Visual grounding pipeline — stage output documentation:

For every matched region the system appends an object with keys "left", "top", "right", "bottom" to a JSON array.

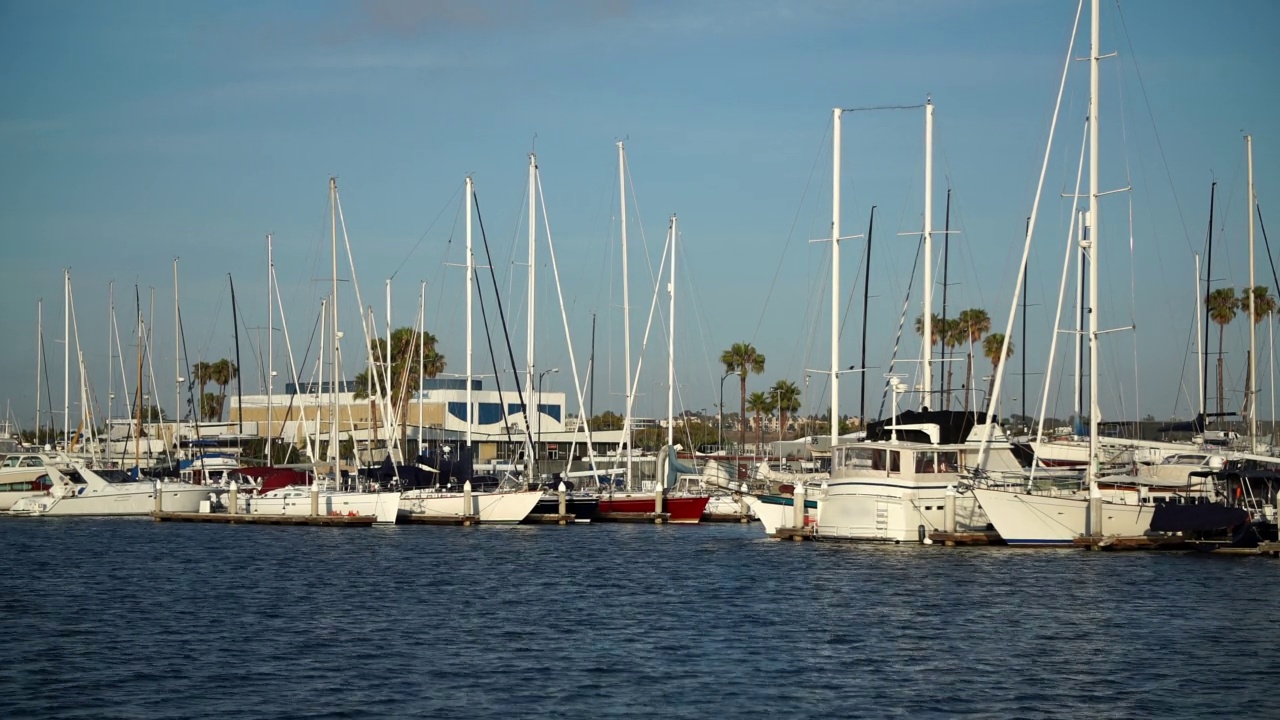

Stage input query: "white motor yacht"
[{"left": 9, "top": 465, "right": 208, "bottom": 516}]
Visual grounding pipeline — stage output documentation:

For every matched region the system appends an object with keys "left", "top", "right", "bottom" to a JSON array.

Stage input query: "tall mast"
[
  {"left": 618, "top": 142, "right": 633, "bottom": 483},
  {"left": 35, "top": 299, "right": 42, "bottom": 446},
  {"left": 831, "top": 107, "right": 842, "bottom": 448},
  {"left": 1247, "top": 134, "right": 1257, "bottom": 452},
  {"left": 666, "top": 215, "right": 677, "bottom": 480},
  {"left": 1086, "top": 0, "right": 1101, "bottom": 483},
  {"left": 107, "top": 283, "right": 114, "bottom": 438},
  {"left": 1074, "top": 212, "right": 1085, "bottom": 421},
  {"left": 329, "top": 177, "right": 340, "bottom": 472},
  {"left": 1203, "top": 182, "right": 1216, "bottom": 420},
  {"left": 418, "top": 280, "right": 425, "bottom": 440},
  {"left": 173, "top": 260, "right": 180, "bottom": 430},
  {"left": 589, "top": 312, "right": 596, "bottom": 419},
  {"left": 526, "top": 153, "right": 538, "bottom": 470},
  {"left": 466, "top": 175, "right": 474, "bottom": 451},
  {"left": 63, "top": 269, "right": 69, "bottom": 448},
  {"left": 922, "top": 97, "right": 934, "bottom": 407},
  {"left": 1195, "top": 254, "right": 1203, "bottom": 419},
  {"left": 266, "top": 236, "right": 274, "bottom": 466},
  {"left": 860, "top": 207, "right": 875, "bottom": 429}
]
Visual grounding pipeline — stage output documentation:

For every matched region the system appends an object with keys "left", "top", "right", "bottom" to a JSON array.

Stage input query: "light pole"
[
  {"left": 719, "top": 370, "right": 734, "bottom": 452},
  {"left": 536, "top": 368, "right": 559, "bottom": 469}
]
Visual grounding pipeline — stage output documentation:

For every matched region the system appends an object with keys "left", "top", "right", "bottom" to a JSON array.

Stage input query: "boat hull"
[
  {"left": 597, "top": 494, "right": 709, "bottom": 523},
  {"left": 971, "top": 487, "right": 1156, "bottom": 546},
  {"left": 814, "top": 481, "right": 988, "bottom": 543},
  {"left": 525, "top": 494, "right": 600, "bottom": 522},
  {"left": 744, "top": 495, "right": 817, "bottom": 534},
  {"left": 399, "top": 489, "right": 542, "bottom": 524},
  {"left": 249, "top": 489, "right": 403, "bottom": 524},
  {"left": 9, "top": 483, "right": 209, "bottom": 516}
]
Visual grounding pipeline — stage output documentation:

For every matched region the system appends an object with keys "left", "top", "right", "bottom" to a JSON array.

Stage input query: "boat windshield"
[
  {"left": 1, "top": 455, "right": 20, "bottom": 468},
  {"left": 98, "top": 469, "right": 136, "bottom": 484}
]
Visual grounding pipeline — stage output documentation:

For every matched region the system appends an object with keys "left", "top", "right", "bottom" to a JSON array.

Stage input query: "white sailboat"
[
  {"left": 970, "top": 0, "right": 1214, "bottom": 545},
  {"left": 253, "top": 177, "right": 402, "bottom": 524},
  {"left": 396, "top": 174, "right": 540, "bottom": 524}
]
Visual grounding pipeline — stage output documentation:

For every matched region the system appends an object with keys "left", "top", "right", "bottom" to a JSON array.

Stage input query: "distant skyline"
[{"left": 2, "top": 0, "right": 1278, "bottom": 434}]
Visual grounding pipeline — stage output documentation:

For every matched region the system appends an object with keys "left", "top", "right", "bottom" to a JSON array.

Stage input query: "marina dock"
[
  {"left": 399, "top": 514, "right": 482, "bottom": 526},
  {"left": 152, "top": 511, "right": 377, "bottom": 526}
]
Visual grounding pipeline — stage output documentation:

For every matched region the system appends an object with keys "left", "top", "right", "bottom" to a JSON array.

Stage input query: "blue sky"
[{"left": 2, "top": 0, "right": 1278, "bottom": 431}]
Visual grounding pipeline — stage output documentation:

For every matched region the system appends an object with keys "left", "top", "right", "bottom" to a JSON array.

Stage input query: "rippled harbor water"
[{"left": 2, "top": 519, "right": 1276, "bottom": 718}]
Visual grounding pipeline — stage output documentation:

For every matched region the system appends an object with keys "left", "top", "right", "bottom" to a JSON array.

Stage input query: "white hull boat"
[
  {"left": 9, "top": 466, "right": 208, "bottom": 516},
  {"left": 971, "top": 485, "right": 1159, "bottom": 546},
  {"left": 247, "top": 486, "right": 402, "bottom": 525},
  {"left": 399, "top": 489, "right": 542, "bottom": 524}
]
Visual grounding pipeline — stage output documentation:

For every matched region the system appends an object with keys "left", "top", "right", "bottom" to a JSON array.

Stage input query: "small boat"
[{"left": 0, "top": 452, "right": 64, "bottom": 510}]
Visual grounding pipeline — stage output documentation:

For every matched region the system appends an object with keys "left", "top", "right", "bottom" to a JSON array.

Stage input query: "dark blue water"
[{"left": 2, "top": 519, "right": 1276, "bottom": 719}]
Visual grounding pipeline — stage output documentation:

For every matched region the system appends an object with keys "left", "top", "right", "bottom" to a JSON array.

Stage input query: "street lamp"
[
  {"left": 536, "top": 368, "right": 559, "bottom": 468},
  {"left": 719, "top": 370, "right": 735, "bottom": 452}
]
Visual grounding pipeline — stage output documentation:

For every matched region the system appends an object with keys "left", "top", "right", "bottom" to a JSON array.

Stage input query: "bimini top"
[{"left": 864, "top": 410, "right": 990, "bottom": 446}]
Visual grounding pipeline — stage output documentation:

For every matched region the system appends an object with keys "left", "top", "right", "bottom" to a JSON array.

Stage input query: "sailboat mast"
[
  {"left": 35, "top": 299, "right": 42, "bottom": 446},
  {"left": 107, "top": 284, "right": 114, "bottom": 442},
  {"left": 1247, "top": 134, "right": 1257, "bottom": 452},
  {"left": 63, "top": 269, "right": 69, "bottom": 448},
  {"left": 1074, "top": 212, "right": 1085, "bottom": 421},
  {"left": 466, "top": 175, "right": 474, "bottom": 451},
  {"left": 830, "top": 107, "right": 842, "bottom": 449},
  {"left": 526, "top": 153, "right": 538, "bottom": 471},
  {"left": 589, "top": 312, "right": 596, "bottom": 419},
  {"left": 1086, "top": 0, "right": 1101, "bottom": 484},
  {"left": 266, "top": 235, "right": 274, "bottom": 466},
  {"left": 923, "top": 97, "right": 934, "bottom": 407},
  {"left": 418, "top": 280, "right": 425, "bottom": 441},
  {"left": 330, "top": 177, "right": 340, "bottom": 471},
  {"left": 1203, "top": 182, "right": 1216, "bottom": 420},
  {"left": 173, "top": 260, "right": 180, "bottom": 433},
  {"left": 618, "top": 142, "right": 634, "bottom": 484},
  {"left": 860, "top": 207, "right": 875, "bottom": 429},
  {"left": 1195, "top": 254, "right": 1203, "bottom": 418},
  {"left": 666, "top": 216, "right": 677, "bottom": 477}
]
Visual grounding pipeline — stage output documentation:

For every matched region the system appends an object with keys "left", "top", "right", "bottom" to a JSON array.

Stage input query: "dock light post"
[{"left": 719, "top": 370, "right": 734, "bottom": 451}]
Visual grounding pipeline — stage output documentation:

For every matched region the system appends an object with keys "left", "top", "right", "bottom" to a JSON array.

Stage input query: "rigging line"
[
  {"left": 472, "top": 188, "right": 537, "bottom": 460},
  {"left": 750, "top": 116, "right": 831, "bottom": 344},
  {"left": 877, "top": 236, "right": 924, "bottom": 420},
  {"left": 1113, "top": 0, "right": 1195, "bottom": 256},
  {"left": 392, "top": 182, "right": 464, "bottom": 280},
  {"left": 269, "top": 300, "right": 322, "bottom": 450}
]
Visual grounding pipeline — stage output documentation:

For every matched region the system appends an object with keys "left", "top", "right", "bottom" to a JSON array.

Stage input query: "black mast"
[
  {"left": 860, "top": 206, "right": 876, "bottom": 428},
  {"left": 940, "top": 189, "right": 951, "bottom": 410},
  {"left": 1203, "top": 182, "right": 1215, "bottom": 421},
  {"left": 229, "top": 274, "right": 243, "bottom": 435}
]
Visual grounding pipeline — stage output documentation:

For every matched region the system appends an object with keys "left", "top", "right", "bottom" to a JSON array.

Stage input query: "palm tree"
[
  {"left": 941, "top": 318, "right": 965, "bottom": 410},
  {"left": 190, "top": 361, "right": 215, "bottom": 420},
  {"left": 982, "top": 333, "right": 1014, "bottom": 413},
  {"left": 956, "top": 308, "right": 990, "bottom": 413},
  {"left": 913, "top": 313, "right": 946, "bottom": 348},
  {"left": 1239, "top": 286, "right": 1276, "bottom": 417},
  {"left": 746, "top": 391, "right": 775, "bottom": 453},
  {"left": 1207, "top": 287, "right": 1239, "bottom": 417},
  {"left": 769, "top": 379, "right": 802, "bottom": 440},
  {"left": 356, "top": 326, "right": 446, "bottom": 453},
  {"left": 207, "top": 359, "right": 237, "bottom": 422},
  {"left": 200, "top": 392, "right": 222, "bottom": 423},
  {"left": 721, "top": 342, "right": 766, "bottom": 453}
]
